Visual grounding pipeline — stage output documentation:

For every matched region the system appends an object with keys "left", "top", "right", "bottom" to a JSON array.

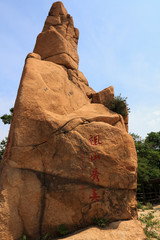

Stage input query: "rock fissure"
[
  {"left": 13, "top": 117, "right": 88, "bottom": 149},
  {"left": 12, "top": 167, "right": 136, "bottom": 192},
  {"left": 112, "top": 115, "right": 122, "bottom": 126},
  {"left": 17, "top": 196, "right": 25, "bottom": 237},
  {"left": 13, "top": 114, "right": 122, "bottom": 150},
  {"left": 39, "top": 173, "right": 47, "bottom": 238},
  {"left": 43, "top": 51, "right": 78, "bottom": 64}
]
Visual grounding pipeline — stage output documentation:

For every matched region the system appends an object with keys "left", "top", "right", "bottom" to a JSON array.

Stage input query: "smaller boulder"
[
  {"left": 91, "top": 86, "right": 114, "bottom": 107},
  {"left": 57, "top": 220, "right": 147, "bottom": 240},
  {"left": 91, "top": 86, "right": 129, "bottom": 131}
]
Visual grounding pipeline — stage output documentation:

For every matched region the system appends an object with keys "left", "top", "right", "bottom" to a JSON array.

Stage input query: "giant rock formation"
[{"left": 0, "top": 2, "right": 142, "bottom": 240}]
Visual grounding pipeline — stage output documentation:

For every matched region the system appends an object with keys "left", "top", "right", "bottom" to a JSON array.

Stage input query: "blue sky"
[{"left": 0, "top": 0, "right": 160, "bottom": 141}]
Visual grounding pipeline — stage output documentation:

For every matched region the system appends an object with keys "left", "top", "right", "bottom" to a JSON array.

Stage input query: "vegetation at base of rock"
[
  {"left": 0, "top": 107, "right": 13, "bottom": 124},
  {"left": 144, "top": 202, "right": 153, "bottom": 210},
  {"left": 92, "top": 217, "right": 109, "bottom": 228},
  {"left": 137, "top": 202, "right": 153, "bottom": 211},
  {"left": 19, "top": 233, "right": 50, "bottom": 240},
  {"left": 108, "top": 94, "right": 130, "bottom": 117},
  {"left": 58, "top": 224, "right": 69, "bottom": 236},
  {"left": 20, "top": 235, "right": 27, "bottom": 240},
  {"left": 41, "top": 233, "right": 49, "bottom": 240},
  {"left": 139, "top": 211, "right": 160, "bottom": 239},
  {"left": 137, "top": 201, "right": 144, "bottom": 210},
  {"left": 131, "top": 132, "right": 160, "bottom": 194}
]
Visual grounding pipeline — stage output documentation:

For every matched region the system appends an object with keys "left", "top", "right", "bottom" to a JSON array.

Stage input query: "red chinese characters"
[
  {"left": 90, "top": 167, "right": 100, "bottom": 182},
  {"left": 90, "top": 152, "right": 100, "bottom": 162},
  {"left": 89, "top": 188, "right": 100, "bottom": 202},
  {"left": 89, "top": 135, "right": 102, "bottom": 146},
  {"left": 80, "top": 135, "right": 102, "bottom": 202},
  {"left": 89, "top": 135, "right": 102, "bottom": 202},
  {"left": 81, "top": 151, "right": 85, "bottom": 200}
]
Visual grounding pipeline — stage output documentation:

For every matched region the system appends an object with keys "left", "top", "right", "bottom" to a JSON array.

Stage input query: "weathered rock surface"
[
  {"left": 91, "top": 86, "right": 129, "bottom": 132},
  {"left": 91, "top": 86, "right": 114, "bottom": 107},
  {"left": 34, "top": 1, "right": 79, "bottom": 70},
  {"left": 57, "top": 220, "right": 147, "bottom": 240},
  {"left": 0, "top": 1, "right": 140, "bottom": 240}
]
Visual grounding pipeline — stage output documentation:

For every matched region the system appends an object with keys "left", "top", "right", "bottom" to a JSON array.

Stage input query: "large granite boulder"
[{"left": 0, "top": 2, "right": 140, "bottom": 240}]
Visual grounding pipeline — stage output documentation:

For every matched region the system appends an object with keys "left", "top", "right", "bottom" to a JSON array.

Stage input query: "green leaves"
[
  {"left": 145, "top": 131, "right": 160, "bottom": 150},
  {"left": 108, "top": 94, "right": 130, "bottom": 117},
  {"left": 139, "top": 212, "right": 160, "bottom": 239},
  {"left": 41, "top": 233, "right": 49, "bottom": 240},
  {"left": 20, "top": 235, "right": 27, "bottom": 240},
  {"left": 92, "top": 217, "right": 109, "bottom": 228},
  {"left": 131, "top": 131, "right": 160, "bottom": 193},
  {"left": 0, "top": 137, "right": 8, "bottom": 162},
  {"left": 0, "top": 108, "right": 13, "bottom": 161},
  {"left": 0, "top": 107, "right": 13, "bottom": 125},
  {"left": 58, "top": 224, "right": 69, "bottom": 236}
]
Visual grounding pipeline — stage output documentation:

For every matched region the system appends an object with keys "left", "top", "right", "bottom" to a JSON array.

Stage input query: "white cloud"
[
  {"left": 129, "top": 105, "right": 160, "bottom": 139},
  {"left": 148, "top": 117, "right": 160, "bottom": 128},
  {"left": 153, "top": 110, "right": 160, "bottom": 116}
]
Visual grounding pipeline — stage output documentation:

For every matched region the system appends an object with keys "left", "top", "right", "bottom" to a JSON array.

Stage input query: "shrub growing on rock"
[
  {"left": 58, "top": 224, "right": 69, "bottom": 236},
  {"left": 108, "top": 94, "right": 130, "bottom": 117},
  {"left": 92, "top": 217, "right": 109, "bottom": 228}
]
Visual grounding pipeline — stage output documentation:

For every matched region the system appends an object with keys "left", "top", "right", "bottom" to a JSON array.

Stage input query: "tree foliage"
[
  {"left": 131, "top": 131, "right": 160, "bottom": 192},
  {"left": 0, "top": 108, "right": 13, "bottom": 161},
  {"left": 0, "top": 138, "right": 8, "bottom": 161},
  {"left": 145, "top": 131, "right": 160, "bottom": 150},
  {"left": 0, "top": 107, "right": 13, "bottom": 125}
]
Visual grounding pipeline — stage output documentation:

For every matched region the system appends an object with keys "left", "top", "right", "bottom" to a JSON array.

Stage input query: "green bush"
[
  {"left": 139, "top": 212, "right": 160, "bottom": 239},
  {"left": 137, "top": 201, "right": 144, "bottom": 210},
  {"left": 58, "top": 224, "right": 69, "bottom": 236},
  {"left": 20, "top": 235, "right": 27, "bottom": 240},
  {"left": 92, "top": 217, "right": 109, "bottom": 228},
  {"left": 41, "top": 233, "right": 49, "bottom": 240},
  {"left": 144, "top": 202, "right": 153, "bottom": 210},
  {"left": 108, "top": 94, "right": 130, "bottom": 117}
]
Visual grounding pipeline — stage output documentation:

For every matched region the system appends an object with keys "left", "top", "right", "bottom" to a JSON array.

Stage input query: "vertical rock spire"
[{"left": 34, "top": 1, "right": 79, "bottom": 70}]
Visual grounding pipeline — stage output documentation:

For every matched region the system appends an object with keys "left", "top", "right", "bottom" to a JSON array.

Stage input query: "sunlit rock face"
[
  {"left": 0, "top": 2, "right": 137, "bottom": 239},
  {"left": 34, "top": 1, "right": 79, "bottom": 70},
  {"left": 57, "top": 220, "right": 147, "bottom": 240}
]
